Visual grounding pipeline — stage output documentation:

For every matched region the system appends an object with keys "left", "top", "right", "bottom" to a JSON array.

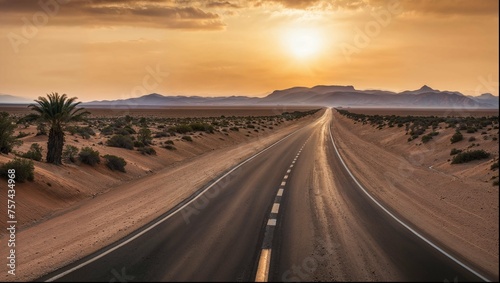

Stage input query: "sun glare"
[{"left": 283, "top": 28, "right": 323, "bottom": 59}]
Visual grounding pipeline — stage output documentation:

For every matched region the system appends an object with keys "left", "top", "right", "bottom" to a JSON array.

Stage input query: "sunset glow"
[
  {"left": 0, "top": 0, "right": 498, "bottom": 101},
  {"left": 283, "top": 27, "right": 323, "bottom": 59}
]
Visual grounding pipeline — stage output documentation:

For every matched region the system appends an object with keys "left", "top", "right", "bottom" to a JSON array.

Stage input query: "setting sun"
[{"left": 283, "top": 28, "right": 323, "bottom": 59}]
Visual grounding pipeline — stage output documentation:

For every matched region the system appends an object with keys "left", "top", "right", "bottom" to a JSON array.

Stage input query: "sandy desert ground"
[
  {"left": 0, "top": 105, "right": 316, "bottom": 118},
  {"left": 0, "top": 106, "right": 318, "bottom": 228},
  {"left": 0, "top": 106, "right": 322, "bottom": 281},
  {"left": 331, "top": 108, "right": 499, "bottom": 279},
  {"left": 342, "top": 107, "right": 498, "bottom": 117},
  {"left": 0, "top": 106, "right": 498, "bottom": 280}
]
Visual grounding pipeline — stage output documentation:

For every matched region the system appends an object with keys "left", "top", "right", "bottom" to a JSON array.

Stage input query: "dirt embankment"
[
  {"left": 0, "top": 109, "right": 324, "bottom": 282},
  {"left": 331, "top": 110, "right": 499, "bottom": 279},
  {"left": 0, "top": 107, "right": 318, "bottom": 229}
]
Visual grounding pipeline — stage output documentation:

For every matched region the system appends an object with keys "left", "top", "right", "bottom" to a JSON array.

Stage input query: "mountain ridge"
[
  {"left": 0, "top": 94, "right": 33, "bottom": 104},
  {"left": 1, "top": 86, "right": 498, "bottom": 108}
]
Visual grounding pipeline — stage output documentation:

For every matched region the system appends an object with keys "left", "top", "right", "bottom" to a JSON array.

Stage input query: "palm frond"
[{"left": 28, "top": 92, "right": 89, "bottom": 126}]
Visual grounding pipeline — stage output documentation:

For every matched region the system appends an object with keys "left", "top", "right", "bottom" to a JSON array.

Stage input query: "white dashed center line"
[
  {"left": 255, "top": 137, "right": 311, "bottom": 282},
  {"left": 271, "top": 203, "right": 280, "bottom": 214}
]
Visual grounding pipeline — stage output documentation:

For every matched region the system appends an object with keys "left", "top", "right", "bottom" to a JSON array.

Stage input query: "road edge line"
[
  {"left": 328, "top": 117, "right": 490, "bottom": 282},
  {"left": 45, "top": 125, "right": 304, "bottom": 282}
]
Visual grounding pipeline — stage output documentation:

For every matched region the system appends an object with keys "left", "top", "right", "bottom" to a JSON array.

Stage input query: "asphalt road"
[
  {"left": 272, "top": 110, "right": 490, "bottom": 282},
  {"left": 40, "top": 109, "right": 490, "bottom": 282}
]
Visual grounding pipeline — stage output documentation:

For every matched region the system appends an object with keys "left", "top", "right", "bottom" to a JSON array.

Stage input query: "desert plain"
[
  {"left": 0, "top": 106, "right": 321, "bottom": 281},
  {"left": 0, "top": 106, "right": 498, "bottom": 281}
]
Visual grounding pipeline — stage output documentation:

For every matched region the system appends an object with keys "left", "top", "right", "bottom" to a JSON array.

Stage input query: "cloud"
[
  {"left": 248, "top": 0, "right": 499, "bottom": 15},
  {"left": 265, "top": 0, "right": 322, "bottom": 9},
  {"left": 250, "top": 0, "right": 322, "bottom": 9},
  {"left": 0, "top": 0, "right": 226, "bottom": 30},
  {"left": 205, "top": 1, "right": 242, "bottom": 9},
  {"left": 0, "top": 0, "right": 495, "bottom": 32},
  {"left": 398, "top": 0, "right": 499, "bottom": 16}
]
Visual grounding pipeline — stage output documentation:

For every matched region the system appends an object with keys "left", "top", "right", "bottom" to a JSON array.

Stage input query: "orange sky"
[{"left": 0, "top": 0, "right": 498, "bottom": 101}]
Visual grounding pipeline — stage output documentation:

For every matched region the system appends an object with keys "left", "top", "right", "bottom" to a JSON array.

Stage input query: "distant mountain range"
[
  {"left": 84, "top": 93, "right": 260, "bottom": 107},
  {"left": 1, "top": 85, "right": 498, "bottom": 108},
  {"left": 260, "top": 85, "right": 498, "bottom": 108},
  {"left": 0, "top": 94, "right": 32, "bottom": 104}
]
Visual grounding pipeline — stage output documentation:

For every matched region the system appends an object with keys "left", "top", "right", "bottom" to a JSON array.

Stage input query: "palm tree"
[{"left": 29, "top": 93, "right": 89, "bottom": 165}]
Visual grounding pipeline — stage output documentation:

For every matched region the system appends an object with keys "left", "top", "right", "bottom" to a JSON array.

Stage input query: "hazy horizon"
[{"left": 0, "top": 0, "right": 498, "bottom": 101}]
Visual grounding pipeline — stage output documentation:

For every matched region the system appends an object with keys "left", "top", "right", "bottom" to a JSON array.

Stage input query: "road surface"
[{"left": 39, "top": 109, "right": 490, "bottom": 282}]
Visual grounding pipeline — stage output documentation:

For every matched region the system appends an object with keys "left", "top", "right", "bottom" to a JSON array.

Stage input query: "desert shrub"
[
  {"left": 107, "top": 134, "right": 134, "bottom": 150},
  {"left": 466, "top": 127, "right": 476, "bottom": 133},
  {"left": 494, "top": 180, "right": 499, "bottom": 186},
  {"left": 133, "top": 141, "right": 144, "bottom": 148},
  {"left": 468, "top": 136, "right": 476, "bottom": 142},
  {"left": 138, "top": 128, "right": 153, "bottom": 145},
  {"left": 112, "top": 118, "right": 127, "bottom": 128},
  {"left": 190, "top": 123, "right": 214, "bottom": 133},
  {"left": 421, "top": 134, "right": 433, "bottom": 143},
  {"left": 450, "top": 131, "right": 463, "bottom": 144},
  {"left": 229, "top": 127, "right": 239, "bottom": 131},
  {"left": 66, "top": 126, "right": 95, "bottom": 139},
  {"left": 79, "top": 127, "right": 95, "bottom": 139},
  {"left": 114, "top": 128, "right": 132, "bottom": 136},
  {"left": 154, "top": 131, "right": 169, "bottom": 138},
  {"left": 123, "top": 126, "right": 136, "bottom": 134},
  {"left": 165, "top": 140, "right": 174, "bottom": 145},
  {"left": 138, "top": 146, "right": 156, "bottom": 155},
  {"left": 0, "top": 112, "right": 22, "bottom": 154},
  {"left": 21, "top": 143, "right": 43, "bottom": 161},
  {"left": 182, "top": 135, "right": 193, "bottom": 142},
  {"left": 451, "top": 150, "right": 490, "bottom": 164},
  {"left": 491, "top": 162, "right": 499, "bottom": 170},
  {"left": 36, "top": 122, "right": 47, "bottom": 136},
  {"left": 100, "top": 126, "right": 115, "bottom": 136},
  {"left": 63, "top": 145, "right": 79, "bottom": 163},
  {"left": 125, "top": 115, "right": 133, "bottom": 123},
  {"left": 64, "top": 125, "right": 77, "bottom": 135},
  {"left": 0, "top": 158, "right": 34, "bottom": 182},
  {"left": 16, "top": 131, "right": 30, "bottom": 138},
  {"left": 282, "top": 109, "right": 320, "bottom": 120},
  {"left": 104, "top": 155, "right": 126, "bottom": 172},
  {"left": 163, "top": 145, "right": 176, "bottom": 150},
  {"left": 450, "top": 148, "right": 462, "bottom": 156},
  {"left": 79, "top": 147, "right": 100, "bottom": 166},
  {"left": 169, "top": 124, "right": 192, "bottom": 134}
]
